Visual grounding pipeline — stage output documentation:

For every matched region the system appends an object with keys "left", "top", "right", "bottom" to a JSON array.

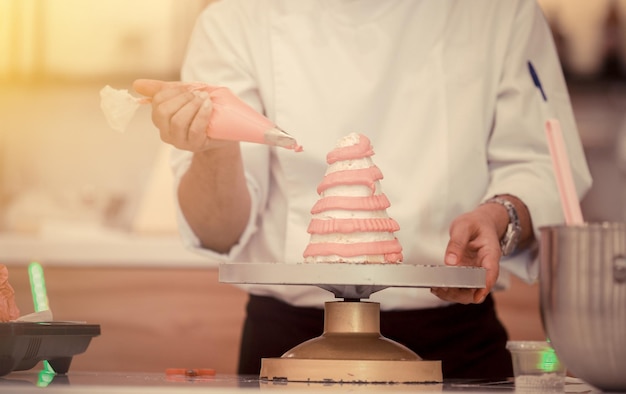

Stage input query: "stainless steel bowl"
[{"left": 540, "top": 223, "right": 626, "bottom": 392}]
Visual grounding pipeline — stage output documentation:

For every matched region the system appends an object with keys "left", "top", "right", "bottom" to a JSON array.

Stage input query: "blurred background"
[
  {"left": 2, "top": 0, "right": 626, "bottom": 242},
  {"left": 1, "top": 0, "right": 626, "bottom": 374},
  {"left": 0, "top": 0, "right": 211, "bottom": 240},
  {"left": 2, "top": 0, "right": 626, "bottom": 241}
]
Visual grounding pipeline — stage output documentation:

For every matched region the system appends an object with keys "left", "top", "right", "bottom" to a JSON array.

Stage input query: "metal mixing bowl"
[{"left": 539, "top": 223, "right": 626, "bottom": 392}]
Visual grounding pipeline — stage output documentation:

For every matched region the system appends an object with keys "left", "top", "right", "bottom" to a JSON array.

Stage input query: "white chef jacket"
[{"left": 171, "top": 0, "right": 592, "bottom": 310}]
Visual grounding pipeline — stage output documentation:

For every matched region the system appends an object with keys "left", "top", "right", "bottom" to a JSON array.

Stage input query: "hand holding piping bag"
[
  {"left": 132, "top": 79, "right": 302, "bottom": 152},
  {"left": 0, "top": 264, "right": 20, "bottom": 322}
]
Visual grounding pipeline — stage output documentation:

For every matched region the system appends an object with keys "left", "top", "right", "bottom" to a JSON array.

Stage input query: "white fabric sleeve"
[
  {"left": 168, "top": 2, "right": 272, "bottom": 261},
  {"left": 484, "top": 1, "right": 592, "bottom": 282},
  {"left": 169, "top": 147, "right": 264, "bottom": 262}
]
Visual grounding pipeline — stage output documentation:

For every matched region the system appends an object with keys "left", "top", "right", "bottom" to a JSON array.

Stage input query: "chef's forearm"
[{"left": 178, "top": 143, "right": 252, "bottom": 253}]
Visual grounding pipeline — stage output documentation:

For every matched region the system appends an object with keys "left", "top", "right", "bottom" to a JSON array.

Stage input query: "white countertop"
[
  {"left": 0, "top": 223, "right": 210, "bottom": 267},
  {"left": 0, "top": 371, "right": 598, "bottom": 394}
]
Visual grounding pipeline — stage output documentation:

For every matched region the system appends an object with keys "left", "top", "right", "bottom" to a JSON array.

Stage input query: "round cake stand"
[{"left": 219, "top": 262, "right": 486, "bottom": 384}]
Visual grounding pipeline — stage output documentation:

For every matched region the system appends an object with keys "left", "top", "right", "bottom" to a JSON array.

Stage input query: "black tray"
[{"left": 0, "top": 322, "right": 100, "bottom": 377}]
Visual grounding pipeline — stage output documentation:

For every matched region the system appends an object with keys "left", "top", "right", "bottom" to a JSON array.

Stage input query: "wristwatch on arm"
[{"left": 483, "top": 196, "right": 522, "bottom": 256}]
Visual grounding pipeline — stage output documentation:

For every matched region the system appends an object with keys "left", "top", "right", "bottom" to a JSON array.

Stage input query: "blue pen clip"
[{"left": 528, "top": 61, "right": 547, "bottom": 102}]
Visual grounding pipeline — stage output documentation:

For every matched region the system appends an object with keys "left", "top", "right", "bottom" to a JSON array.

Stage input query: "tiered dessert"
[
  {"left": 303, "top": 133, "right": 403, "bottom": 264},
  {"left": 257, "top": 133, "right": 441, "bottom": 383}
]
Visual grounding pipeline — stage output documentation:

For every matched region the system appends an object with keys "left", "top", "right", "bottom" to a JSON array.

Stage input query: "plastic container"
[{"left": 506, "top": 341, "right": 566, "bottom": 390}]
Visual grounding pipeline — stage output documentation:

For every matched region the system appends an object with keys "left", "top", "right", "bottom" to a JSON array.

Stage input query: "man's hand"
[
  {"left": 431, "top": 204, "right": 506, "bottom": 304},
  {"left": 133, "top": 79, "right": 233, "bottom": 152}
]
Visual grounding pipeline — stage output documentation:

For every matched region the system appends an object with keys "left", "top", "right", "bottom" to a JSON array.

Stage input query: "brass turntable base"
[
  {"left": 259, "top": 301, "right": 442, "bottom": 383},
  {"left": 220, "top": 262, "right": 485, "bottom": 383}
]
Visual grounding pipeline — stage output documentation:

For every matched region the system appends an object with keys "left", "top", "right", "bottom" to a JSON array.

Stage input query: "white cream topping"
[
  {"left": 305, "top": 254, "right": 387, "bottom": 263},
  {"left": 308, "top": 232, "right": 395, "bottom": 244},
  {"left": 312, "top": 209, "right": 389, "bottom": 220},
  {"left": 320, "top": 183, "right": 383, "bottom": 198},
  {"left": 335, "top": 132, "right": 362, "bottom": 148},
  {"left": 326, "top": 157, "right": 374, "bottom": 173}
]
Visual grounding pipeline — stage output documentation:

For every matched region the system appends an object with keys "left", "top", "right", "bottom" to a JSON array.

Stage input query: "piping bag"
[{"left": 99, "top": 83, "right": 303, "bottom": 151}]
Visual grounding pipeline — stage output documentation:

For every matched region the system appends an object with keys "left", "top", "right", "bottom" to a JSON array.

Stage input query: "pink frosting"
[
  {"left": 307, "top": 218, "right": 400, "bottom": 234},
  {"left": 303, "top": 239, "right": 403, "bottom": 263},
  {"left": 316, "top": 167, "right": 383, "bottom": 195},
  {"left": 311, "top": 194, "right": 390, "bottom": 214},
  {"left": 326, "top": 134, "right": 374, "bottom": 164}
]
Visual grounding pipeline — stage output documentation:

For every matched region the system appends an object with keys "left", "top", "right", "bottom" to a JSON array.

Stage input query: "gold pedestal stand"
[
  {"left": 219, "top": 262, "right": 485, "bottom": 384},
  {"left": 260, "top": 300, "right": 441, "bottom": 383}
]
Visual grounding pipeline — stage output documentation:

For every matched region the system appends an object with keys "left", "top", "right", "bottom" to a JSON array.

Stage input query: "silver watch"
[{"left": 484, "top": 197, "right": 522, "bottom": 256}]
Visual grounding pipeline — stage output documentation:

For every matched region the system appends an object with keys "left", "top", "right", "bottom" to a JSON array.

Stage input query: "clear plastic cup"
[{"left": 506, "top": 341, "right": 566, "bottom": 391}]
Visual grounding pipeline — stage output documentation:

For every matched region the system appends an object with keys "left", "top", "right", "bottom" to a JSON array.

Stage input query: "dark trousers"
[{"left": 237, "top": 294, "right": 513, "bottom": 379}]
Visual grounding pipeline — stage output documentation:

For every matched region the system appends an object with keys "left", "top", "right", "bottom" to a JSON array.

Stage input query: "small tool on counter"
[
  {"left": 165, "top": 368, "right": 216, "bottom": 377},
  {"left": 165, "top": 368, "right": 216, "bottom": 383}
]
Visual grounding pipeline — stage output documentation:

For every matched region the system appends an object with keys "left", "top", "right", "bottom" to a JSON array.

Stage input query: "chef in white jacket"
[{"left": 134, "top": 0, "right": 591, "bottom": 379}]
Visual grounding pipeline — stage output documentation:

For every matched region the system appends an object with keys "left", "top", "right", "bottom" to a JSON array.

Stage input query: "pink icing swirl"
[
  {"left": 307, "top": 218, "right": 400, "bottom": 234},
  {"left": 326, "top": 134, "right": 374, "bottom": 164},
  {"left": 303, "top": 239, "right": 403, "bottom": 263},
  {"left": 316, "top": 167, "right": 383, "bottom": 195},
  {"left": 311, "top": 194, "right": 391, "bottom": 214}
]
